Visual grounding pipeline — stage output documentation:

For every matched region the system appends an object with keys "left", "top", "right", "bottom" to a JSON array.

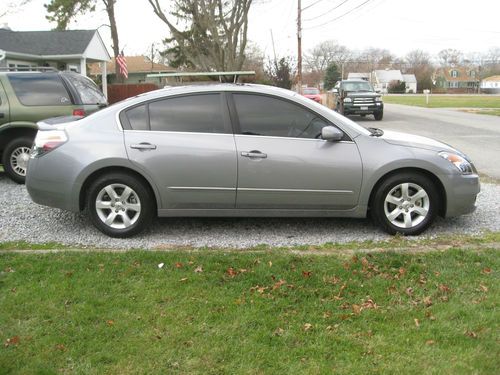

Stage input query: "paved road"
[{"left": 350, "top": 103, "right": 500, "bottom": 179}]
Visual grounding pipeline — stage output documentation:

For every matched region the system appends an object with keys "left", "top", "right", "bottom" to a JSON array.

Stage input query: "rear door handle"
[
  {"left": 130, "top": 142, "right": 157, "bottom": 150},
  {"left": 241, "top": 150, "right": 267, "bottom": 159}
]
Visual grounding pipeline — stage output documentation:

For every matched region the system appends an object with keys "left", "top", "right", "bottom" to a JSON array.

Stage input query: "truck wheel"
[
  {"left": 371, "top": 172, "right": 438, "bottom": 236},
  {"left": 2, "top": 137, "right": 34, "bottom": 184},
  {"left": 374, "top": 111, "right": 383, "bottom": 121},
  {"left": 87, "top": 172, "right": 154, "bottom": 238}
]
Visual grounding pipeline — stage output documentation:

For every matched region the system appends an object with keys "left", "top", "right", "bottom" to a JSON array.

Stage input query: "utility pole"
[
  {"left": 270, "top": 29, "right": 277, "bottom": 64},
  {"left": 297, "top": 0, "right": 302, "bottom": 93}
]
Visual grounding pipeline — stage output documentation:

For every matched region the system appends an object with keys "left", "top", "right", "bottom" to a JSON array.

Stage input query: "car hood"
[{"left": 381, "top": 130, "right": 457, "bottom": 153}]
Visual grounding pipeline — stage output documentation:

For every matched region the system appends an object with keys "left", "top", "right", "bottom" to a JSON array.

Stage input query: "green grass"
[
  {"left": 1, "top": 245, "right": 498, "bottom": 374},
  {"left": 383, "top": 95, "right": 500, "bottom": 109}
]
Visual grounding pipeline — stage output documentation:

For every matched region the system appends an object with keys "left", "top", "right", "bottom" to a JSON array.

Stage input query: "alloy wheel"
[
  {"left": 95, "top": 183, "right": 142, "bottom": 229},
  {"left": 383, "top": 182, "right": 430, "bottom": 229},
  {"left": 10, "top": 146, "right": 31, "bottom": 177}
]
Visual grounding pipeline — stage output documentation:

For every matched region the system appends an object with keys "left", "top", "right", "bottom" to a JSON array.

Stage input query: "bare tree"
[
  {"left": 304, "top": 40, "right": 351, "bottom": 73},
  {"left": 437, "top": 48, "right": 463, "bottom": 67},
  {"left": 405, "top": 49, "right": 433, "bottom": 91},
  {"left": 148, "top": 0, "right": 253, "bottom": 72}
]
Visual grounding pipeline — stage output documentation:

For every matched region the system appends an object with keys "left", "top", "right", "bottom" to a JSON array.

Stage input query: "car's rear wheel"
[
  {"left": 371, "top": 172, "right": 438, "bottom": 235},
  {"left": 87, "top": 173, "right": 154, "bottom": 238},
  {"left": 2, "top": 137, "right": 33, "bottom": 184}
]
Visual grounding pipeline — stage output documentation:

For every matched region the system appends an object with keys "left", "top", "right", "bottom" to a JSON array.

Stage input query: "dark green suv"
[
  {"left": 0, "top": 69, "right": 106, "bottom": 183},
  {"left": 331, "top": 80, "right": 384, "bottom": 121}
]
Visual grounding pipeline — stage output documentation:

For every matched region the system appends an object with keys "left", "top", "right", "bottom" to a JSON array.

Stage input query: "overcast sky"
[{"left": 2, "top": 0, "right": 500, "bottom": 59}]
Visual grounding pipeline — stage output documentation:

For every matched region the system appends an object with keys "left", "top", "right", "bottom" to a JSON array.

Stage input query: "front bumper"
[
  {"left": 443, "top": 173, "right": 480, "bottom": 217},
  {"left": 344, "top": 103, "right": 383, "bottom": 115}
]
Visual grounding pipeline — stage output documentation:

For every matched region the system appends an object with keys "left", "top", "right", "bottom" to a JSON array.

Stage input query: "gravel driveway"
[{"left": 0, "top": 174, "right": 498, "bottom": 249}]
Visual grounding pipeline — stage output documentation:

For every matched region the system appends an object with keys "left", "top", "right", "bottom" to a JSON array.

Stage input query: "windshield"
[
  {"left": 67, "top": 73, "right": 107, "bottom": 105},
  {"left": 342, "top": 81, "right": 374, "bottom": 92},
  {"left": 303, "top": 88, "right": 320, "bottom": 95}
]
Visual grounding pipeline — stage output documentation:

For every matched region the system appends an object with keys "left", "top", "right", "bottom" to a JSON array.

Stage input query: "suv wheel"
[
  {"left": 374, "top": 111, "right": 383, "bottom": 121},
  {"left": 371, "top": 172, "right": 438, "bottom": 235},
  {"left": 87, "top": 172, "right": 154, "bottom": 238},
  {"left": 2, "top": 137, "right": 33, "bottom": 184}
]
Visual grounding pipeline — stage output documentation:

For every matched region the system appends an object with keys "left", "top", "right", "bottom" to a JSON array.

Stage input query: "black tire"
[
  {"left": 2, "top": 137, "right": 34, "bottom": 184},
  {"left": 86, "top": 172, "right": 154, "bottom": 238},
  {"left": 371, "top": 172, "right": 438, "bottom": 236},
  {"left": 374, "top": 111, "right": 383, "bottom": 121}
]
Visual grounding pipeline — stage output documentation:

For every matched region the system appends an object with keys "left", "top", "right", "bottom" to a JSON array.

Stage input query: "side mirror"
[
  {"left": 375, "top": 89, "right": 381, "bottom": 93},
  {"left": 321, "top": 126, "right": 344, "bottom": 142}
]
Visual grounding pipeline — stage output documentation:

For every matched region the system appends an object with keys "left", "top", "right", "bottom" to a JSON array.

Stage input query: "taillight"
[
  {"left": 73, "top": 109, "right": 86, "bottom": 116},
  {"left": 31, "top": 130, "right": 68, "bottom": 158}
]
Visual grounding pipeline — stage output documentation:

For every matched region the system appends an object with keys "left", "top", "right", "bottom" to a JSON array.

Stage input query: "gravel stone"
[{"left": 0, "top": 174, "right": 498, "bottom": 249}]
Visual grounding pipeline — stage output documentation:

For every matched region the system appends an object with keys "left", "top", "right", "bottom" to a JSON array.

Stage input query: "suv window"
[
  {"left": 233, "top": 93, "right": 328, "bottom": 138},
  {"left": 8, "top": 74, "right": 72, "bottom": 106},
  {"left": 65, "top": 73, "right": 107, "bottom": 105},
  {"left": 149, "top": 94, "right": 225, "bottom": 133}
]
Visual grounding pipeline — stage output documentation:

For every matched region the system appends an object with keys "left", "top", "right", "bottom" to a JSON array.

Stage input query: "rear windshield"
[
  {"left": 66, "top": 73, "right": 107, "bottom": 105},
  {"left": 8, "top": 74, "right": 72, "bottom": 106}
]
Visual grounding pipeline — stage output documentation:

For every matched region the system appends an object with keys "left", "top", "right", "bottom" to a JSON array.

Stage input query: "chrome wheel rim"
[
  {"left": 95, "top": 184, "right": 141, "bottom": 229},
  {"left": 383, "top": 183, "right": 430, "bottom": 229},
  {"left": 10, "top": 146, "right": 31, "bottom": 177}
]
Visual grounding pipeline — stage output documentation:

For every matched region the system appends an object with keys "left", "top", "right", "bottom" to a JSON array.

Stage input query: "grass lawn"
[
  {"left": 383, "top": 95, "right": 500, "bottom": 109},
  {"left": 1, "top": 237, "right": 499, "bottom": 374}
]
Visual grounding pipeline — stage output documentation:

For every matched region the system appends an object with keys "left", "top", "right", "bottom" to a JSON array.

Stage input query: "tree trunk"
[{"left": 103, "top": 0, "right": 121, "bottom": 82}]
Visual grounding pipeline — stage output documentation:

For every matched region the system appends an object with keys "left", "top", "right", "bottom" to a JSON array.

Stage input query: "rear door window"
[
  {"left": 125, "top": 104, "right": 149, "bottom": 131},
  {"left": 8, "top": 74, "right": 72, "bottom": 106}
]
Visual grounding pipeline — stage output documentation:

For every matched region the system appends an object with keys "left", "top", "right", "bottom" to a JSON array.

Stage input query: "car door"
[
  {"left": 0, "top": 80, "right": 9, "bottom": 126},
  {"left": 123, "top": 93, "right": 237, "bottom": 210},
  {"left": 230, "top": 93, "right": 362, "bottom": 210}
]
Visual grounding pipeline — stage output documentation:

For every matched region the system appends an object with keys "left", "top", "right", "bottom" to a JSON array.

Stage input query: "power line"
[
  {"left": 303, "top": 0, "right": 351, "bottom": 22},
  {"left": 304, "top": 0, "right": 374, "bottom": 30},
  {"left": 302, "top": 0, "right": 327, "bottom": 11}
]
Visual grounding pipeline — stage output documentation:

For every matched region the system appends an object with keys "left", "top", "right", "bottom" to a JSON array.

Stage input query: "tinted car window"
[
  {"left": 8, "top": 74, "right": 71, "bottom": 106},
  {"left": 66, "top": 73, "right": 107, "bottom": 105},
  {"left": 149, "top": 94, "right": 225, "bottom": 133},
  {"left": 233, "top": 93, "right": 328, "bottom": 138},
  {"left": 126, "top": 104, "right": 149, "bottom": 131}
]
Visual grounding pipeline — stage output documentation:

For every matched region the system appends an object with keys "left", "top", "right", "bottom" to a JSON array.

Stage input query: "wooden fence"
[{"left": 107, "top": 83, "right": 159, "bottom": 104}]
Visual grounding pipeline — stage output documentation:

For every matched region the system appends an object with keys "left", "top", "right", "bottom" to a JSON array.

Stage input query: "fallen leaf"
[
  {"left": 423, "top": 296, "right": 433, "bottom": 307},
  {"left": 479, "top": 284, "right": 488, "bottom": 292},
  {"left": 482, "top": 267, "right": 491, "bottom": 275},
  {"left": 11, "top": 287, "right": 16, "bottom": 293},
  {"left": 425, "top": 340, "right": 435, "bottom": 345},
  {"left": 434, "top": 271, "right": 441, "bottom": 276},
  {"left": 465, "top": 330, "right": 478, "bottom": 339},
  {"left": 361, "top": 299, "right": 378, "bottom": 309},
  {"left": 158, "top": 263, "right": 165, "bottom": 269},
  {"left": 439, "top": 284, "right": 451, "bottom": 293},
  {"left": 405, "top": 287, "right": 414, "bottom": 296},
  {"left": 194, "top": 266, "right": 203, "bottom": 273},
  {"left": 268, "top": 261, "right": 273, "bottom": 267},
  {"left": 323, "top": 311, "right": 332, "bottom": 319},
  {"left": 418, "top": 275, "right": 427, "bottom": 285},
  {"left": 351, "top": 256, "right": 359, "bottom": 264},
  {"left": 302, "top": 271, "right": 312, "bottom": 278},
  {"left": 180, "top": 278, "right": 188, "bottom": 282},
  {"left": 398, "top": 267, "right": 406, "bottom": 278},
  {"left": 106, "top": 320, "right": 114, "bottom": 326},
  {"left": 55, "top": 344, "right": 66, "bottom": 352},
  {"left": 414, "top": 318, "right": 420, "bottom": 328},
  {"left": 188, "top": 261, "right": 194, "bottom": 266},
  {"left": 4, "top": 267, "right": 14, "bottom": 273},
  {"left": 272, "top": 279, "right": 286, "bottom": 290},
  {"left": 4, "top": 336, "right": 20, "bottom": 347},
  {"left": 303, "top": 323, "right": 313, "bottom": 331},
  {"left": 273, "top": 328, "right": 284, "bottom": 336},
  {"left": 226, "top": 267, "right": 238, "bottom": 277},
  {"left": 361, "top": 257, "right": 369, "bottom": 267},
  {"left": 175, "top": 262, "right": 183, "bottom": 268},
  {"left": 326, "top": 325, "right": 334, "bottom": 331},
  {"left": 352, "top": 304, "right": 362, "bottom": 315}
]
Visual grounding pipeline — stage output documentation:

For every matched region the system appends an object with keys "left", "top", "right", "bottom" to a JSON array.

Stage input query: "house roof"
[
  {"left": 374, "top": 69, "right": 404, "bottom": 83},
  {"left": 482, "top": 75, "right": 500, "bottom": 82},
  {"left": 0, "top": 29, "right": 96, "bottom": 55},
  {"left": 402, "top": 74, "right": 417, "bottom": 83},
  {"left": 89, "top": 55, "right": 175, "bottom": 75},
  {"left": 434, "top": 67, "right": 478, "bottom": 82}
]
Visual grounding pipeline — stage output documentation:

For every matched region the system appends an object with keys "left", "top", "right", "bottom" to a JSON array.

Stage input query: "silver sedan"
[{"left": 26, "top": 84, "right": 480, "bottom": 237}]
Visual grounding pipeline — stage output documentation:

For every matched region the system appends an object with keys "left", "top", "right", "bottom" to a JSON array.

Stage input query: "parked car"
[
  {"left": 26, "top": 84, "right": 479, "bottom": 238},
  {"left": 0, "top": 68, "right": 107, "bottom": 183},
  {"left": 302, "top": 87, "right": 322, "bottom": 103},
  {"left": 331, "top": 79, "right": 384, "bottom": 120}
]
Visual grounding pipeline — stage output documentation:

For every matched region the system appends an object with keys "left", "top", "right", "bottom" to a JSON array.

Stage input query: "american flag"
[{"left": 116, "top": 51, "right": 128, "bottom": 79}]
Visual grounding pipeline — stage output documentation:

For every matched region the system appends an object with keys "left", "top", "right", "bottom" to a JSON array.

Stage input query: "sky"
[{"left": 1, "top": 0, "right": 499, "bottom": 60}]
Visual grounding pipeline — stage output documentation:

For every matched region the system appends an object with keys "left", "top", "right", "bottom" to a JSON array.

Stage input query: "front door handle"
[
  {"left": 130, "top": 142, "right": 157, "bottom": 150},
  {"left": 241, "top": 150, "right": 267, "bottom": 159}
]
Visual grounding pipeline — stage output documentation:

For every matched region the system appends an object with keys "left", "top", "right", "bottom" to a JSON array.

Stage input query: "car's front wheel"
[
  {"left": 374, "top": 111, "right": 383, "bottom": 121},
  {"left": 371, "top": 172, "right": 438, "bottom": 235},
  {"left": 87, "top": 172, "right": 154, "bottom": 238},
  {"left": 2, "top": 137, "right": 33, "bottom": 184}
]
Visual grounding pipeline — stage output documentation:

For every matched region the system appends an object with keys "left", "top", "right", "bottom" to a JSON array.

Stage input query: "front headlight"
[
  {"left": 375, "top": 96, "right": 383, "bottom": 102},
  {"left": 343, "top": 97, "right": 352, "bottom": 103},
  {"left": 438, "top": 151, "right": 473, "bottom": 175}
]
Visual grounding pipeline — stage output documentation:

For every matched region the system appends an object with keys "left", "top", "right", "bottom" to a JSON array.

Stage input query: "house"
[
  {"left": 0, "top": 26, "right": 110, "bottom": 95},
  {"left": 347, "top": 72, "right": 370, "bottom": 81},
  {"left": 89, "top": 55, "right": 175, "bottom": 85},
  {"left": 433, "top": 67, "right": 479, "bottom": 93},
  {"left": 402, "top": 74, "right": 417, "bottom": 93},
  {"left": 480, "top": 75, "right": 500, "bottom": 94}
]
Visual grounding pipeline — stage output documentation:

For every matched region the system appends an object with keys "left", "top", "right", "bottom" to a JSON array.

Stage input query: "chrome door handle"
[
  {"left": 241, "top": 150, "right": 267, "bottom": 159},
  {"left": 130, "top": 143, "right": 157, "bottom": 150}
]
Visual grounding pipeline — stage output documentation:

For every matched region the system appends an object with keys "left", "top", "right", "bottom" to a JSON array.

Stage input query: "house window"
[
  {"left": 448, "top": 81, "right": 459, "bottom": 88},
  {"left": 451, "top": 70, "right": 458, "bottom": 78},
  {"left": 469, "top": 71, "right": 476, "bottom": 78}
]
